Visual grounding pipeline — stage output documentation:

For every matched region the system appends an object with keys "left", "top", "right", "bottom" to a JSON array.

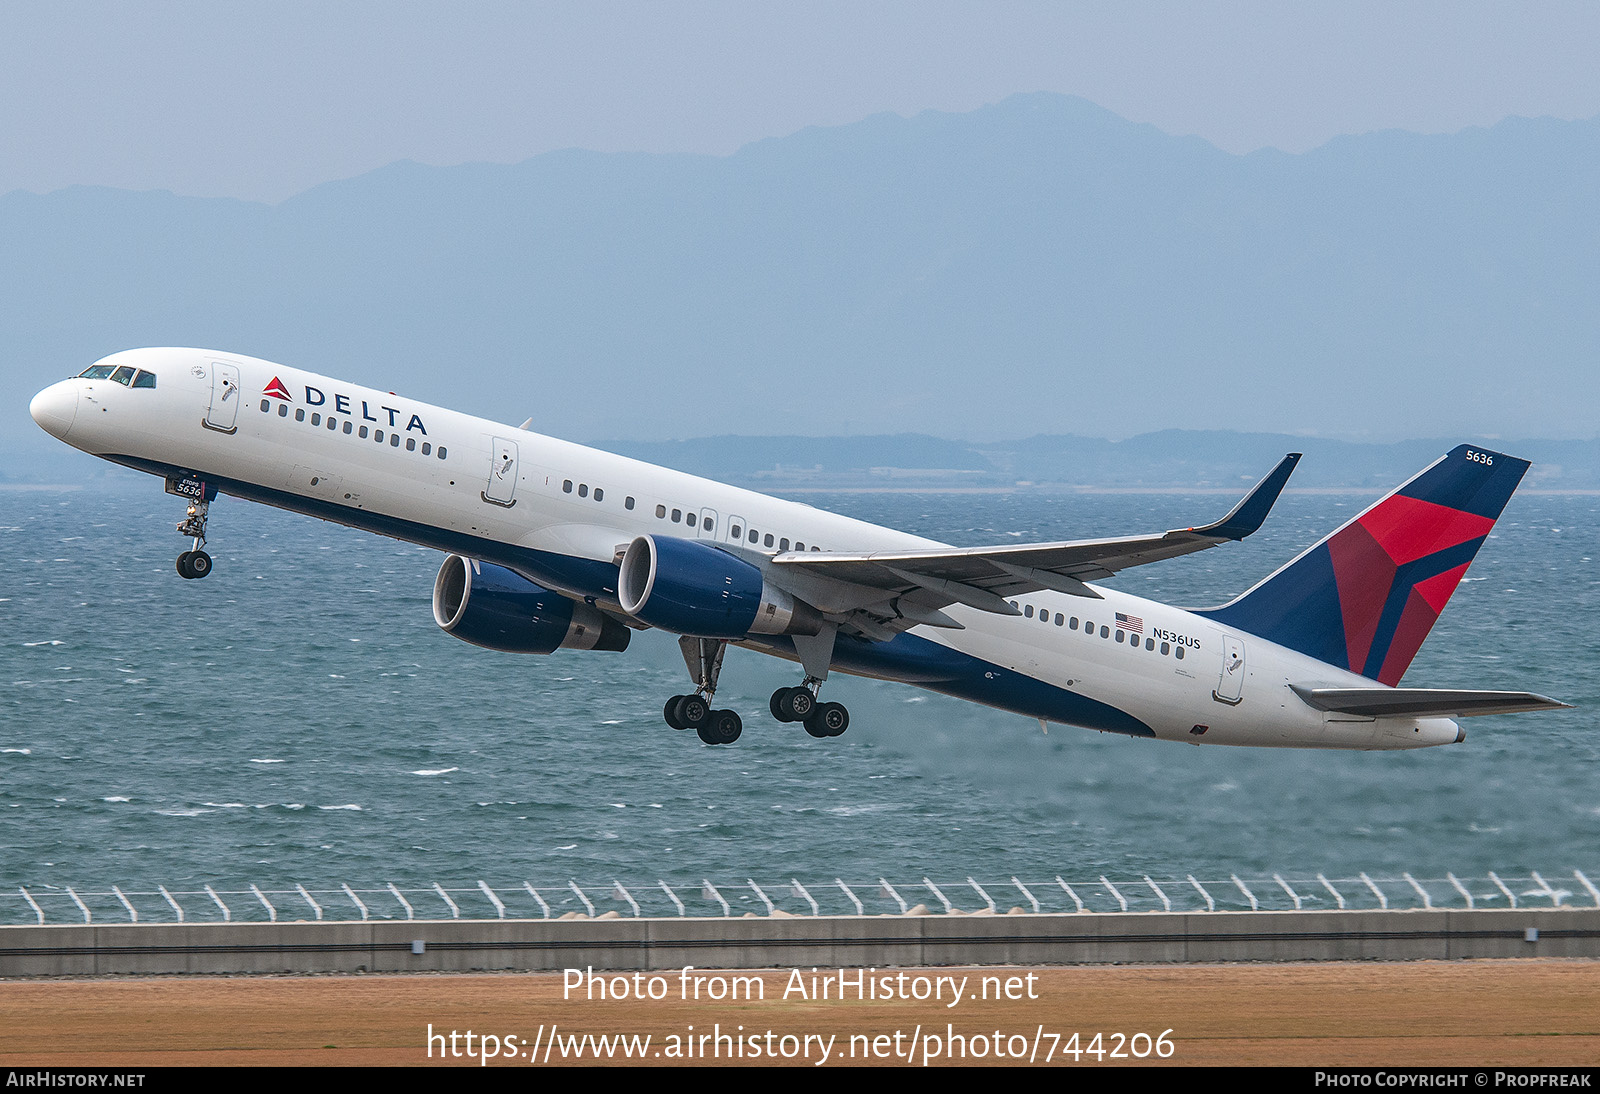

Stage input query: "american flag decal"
[{"left": 1115, "top": 612, "right": 1144, "bottom": 634}]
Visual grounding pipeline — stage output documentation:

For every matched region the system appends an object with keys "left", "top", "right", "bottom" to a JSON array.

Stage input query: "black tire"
[
  {"left": 696, "top": 723, "right": 720, "bottom": 745},
  {"left": 780, "top": 687, "right": 816, "bottom": 722},
  {"left": 821, "top": 702, "right": 849, "bottom": 737},
  {"left": 176, "top": 551, "right": 194, "bottom": 579},
  {"left": 674, "top": 694, "right": 711, "bottom": 730},
  {"left": 769, "top": 688, "right": 790, "bottom": 722},
  {"left": 187, "top": 550, "right": 212, "bottom": 579},
  {"left": 664, "top": 695, "right": 686, "bottom": 730},
  {"left": 710, "top": 709, "right": 742, "bottom": 744},
  {"left": 804, "top": 702, "right": 849, "bottom": 738}
]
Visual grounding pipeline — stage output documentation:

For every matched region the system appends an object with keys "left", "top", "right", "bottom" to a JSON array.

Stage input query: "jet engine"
[
  {"left": 432, "top": 555, "right": 630, "bottom": 653},
  {"left": 618, "top": 535, "right": 823, "bottom": 639}
]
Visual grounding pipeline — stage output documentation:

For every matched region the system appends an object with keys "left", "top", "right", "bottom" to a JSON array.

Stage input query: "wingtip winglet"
[{"left": 1193, "top": 452, "right": 1302, "bottom": 541}]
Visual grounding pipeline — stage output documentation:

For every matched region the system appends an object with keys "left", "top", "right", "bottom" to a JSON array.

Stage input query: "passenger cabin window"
[
  {"left": 563, "top": 480, "right": 573, "bottom": 493},
  {"left": 390, "top": 433, "right": 400, "bottom": 447},
  {"left": 731, "top": 524, "right": 742, "bottom": 539},
  {"left": 763, "top": 534, "right": 774, "bottom": 548},
  {"left": 421, "top": 441, "right": 431, "bottom": 454},
  {"left": 779, "top": 538, "right": 789, "bottom": 551},
  {"left": 671, "top": 509, "right": 682, "bottom": 523},
  {"left": 311, "top": 412, "right": 321, "bottom": 425},
  {"left": 594, "top": 488, "right": 603, "bottom": 502},
  {"left": 279, "top": 404, "right": 289, "bottom": 417},
  {"left": 703, "top": 517, "right": 713, "bottom": 533},
  {"left": 578, "top": 484, "right": 588, "bottom": 498},
  {"left": 295, "top": 409, "right": 305, "bottom": 422},
  {"left": 406, "top": 438, "right": 415, "bottom": 451},
  {"left": 1024, "top": 605, "right": 1034, "bottom": 618},
  {"left": 625, "top": 497, "right": 635, "bottom": 510},
  {"left": 748, "top": 529, "right": 759, "bottom": 543},
  {"left": 656, "top": 504, "right": 667, "bottom": 518},
  {"left": 358, "top": 424, "right": 368, "bottom": 437},
  {"left": 686, "top": 512, "right": 696, "bottom": 527}
]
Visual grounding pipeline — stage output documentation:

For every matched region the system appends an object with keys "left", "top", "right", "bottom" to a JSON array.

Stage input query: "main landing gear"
[
  {"left": 771, "top": 684, "right": 849, "bottom": 738},
  {"left": 662, "top": 636, "right": 850, "bottom": 745},
  {"left": 175, "top": 497, "right": 213, "bottom": 580},
  {"left": 664, "top": 637, "right": 743, "bottom": 744}
]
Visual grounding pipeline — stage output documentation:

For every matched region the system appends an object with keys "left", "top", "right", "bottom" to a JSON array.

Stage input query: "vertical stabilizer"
[{"left": 1197, "top": 445, "right": 1528, "bottom": 684}]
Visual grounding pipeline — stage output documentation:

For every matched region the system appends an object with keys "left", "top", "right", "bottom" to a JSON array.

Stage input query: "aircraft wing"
[
  {"left": 1291, "top": 686, "right": 1572, "bottom": 719},
  {"left": 769, "top": 453, "right": 1302, "bottom": 619}
]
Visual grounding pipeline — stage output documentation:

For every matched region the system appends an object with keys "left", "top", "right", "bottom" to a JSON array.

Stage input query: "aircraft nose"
[{"left": 30, "top": 380, "right": 79, "bottom": 440}]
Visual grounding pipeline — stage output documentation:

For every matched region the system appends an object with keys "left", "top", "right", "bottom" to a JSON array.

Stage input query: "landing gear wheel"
[
  {"left": 673, "top": 694, "right": 711, "bottom": 731},
  {"left": 186, "top": 550, "right": 212, "bottom": 579},
  {"left": 775, "top": 686, "right": 816, "bottom": 723},
  {"left": 713, "top": 710, "right": 742, "bottom": 742},
  {"left": 804, "top": 702, "right": 849, "bottom": 738},
  {"left": 770, "top": 688, "right": 789, "bottom": 722},
  {"left": 698, "top": 709, "right": 742, "bottom": 745},
  {"left": 664, "top": 695, "right": 687, "bottom": 730},
  {"left": 176, "top": 551, "right": 194, "bottom": 579}
]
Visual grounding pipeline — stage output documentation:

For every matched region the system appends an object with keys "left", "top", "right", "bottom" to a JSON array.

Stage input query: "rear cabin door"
[{"left": 1214, "top": 634, "right": 1246, "bottom": 705}]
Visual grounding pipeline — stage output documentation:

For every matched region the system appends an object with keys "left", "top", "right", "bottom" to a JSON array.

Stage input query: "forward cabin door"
[
  {"left": 1214, "top": 634, "right": 1246, "bottom": 705},
  {"left": 203, "top": 362, "right": 240, "bottom": 433},
  {"left": 483, "top": 437, "right": 519, "bottom": 507}
]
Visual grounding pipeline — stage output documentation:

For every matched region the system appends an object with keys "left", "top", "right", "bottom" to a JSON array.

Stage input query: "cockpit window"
[
  {"left": 110, "top": 366, "right": 136, "bottom": 386},
  {"left": 78, "top": 365, "right": 116, "bottom": 379},
  {"left": 131, "top": 369, "right": 156, "bottom": 388}
]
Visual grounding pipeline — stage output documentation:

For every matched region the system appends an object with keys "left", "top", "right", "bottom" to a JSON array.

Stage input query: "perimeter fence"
[{"left": 8, "top": 868, "right": 1598, "bottom": 927}]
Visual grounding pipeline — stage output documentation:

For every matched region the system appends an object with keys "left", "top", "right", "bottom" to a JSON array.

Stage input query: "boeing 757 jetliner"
[{"left": 31, "top": 349, "right": 1567, "bottom": 747}]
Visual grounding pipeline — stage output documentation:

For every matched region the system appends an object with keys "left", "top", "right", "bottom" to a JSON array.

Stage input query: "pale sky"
[{"left": 3, "top": 0, "right": 1598, "bottom": 203}]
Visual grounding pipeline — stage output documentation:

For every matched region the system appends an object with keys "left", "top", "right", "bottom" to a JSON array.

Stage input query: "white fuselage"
[{"left": 30, "top": 348, "right": 1462, "bottom": 750}]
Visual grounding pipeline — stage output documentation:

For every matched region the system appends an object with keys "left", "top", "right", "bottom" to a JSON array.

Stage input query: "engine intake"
[
  {"left": 618, "top": 535, "right": 823, "bottom": 639},
  {"left": 433, "top": 555, "right": 630, "bottom": 653}
]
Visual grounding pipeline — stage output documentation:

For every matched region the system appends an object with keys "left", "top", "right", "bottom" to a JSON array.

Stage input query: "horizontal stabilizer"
[{"left": 1291, "top": 686, "right": 1571, "bottom": 719}]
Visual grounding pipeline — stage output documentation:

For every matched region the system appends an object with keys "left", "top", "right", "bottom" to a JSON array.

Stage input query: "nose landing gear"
[{"left": 174, "top": 492, "right": 213, "bottom": 580}]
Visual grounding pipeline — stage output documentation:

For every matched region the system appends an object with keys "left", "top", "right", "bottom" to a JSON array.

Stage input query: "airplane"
[{"left": 30, "top": 348, "right": 1568, "bottom": 748}]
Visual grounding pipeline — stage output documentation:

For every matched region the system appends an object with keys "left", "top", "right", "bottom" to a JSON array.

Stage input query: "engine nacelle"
[
  {"left": 432, "top": 555, "right": 630, "bottom": 653},
  {"left": 618, "top": 535, "right": 824, "bottom": 639}
]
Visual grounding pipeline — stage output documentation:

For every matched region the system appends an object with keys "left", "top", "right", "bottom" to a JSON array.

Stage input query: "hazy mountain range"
[{"left": 5, "top": 92, "right": 1596, "bottom": 483}]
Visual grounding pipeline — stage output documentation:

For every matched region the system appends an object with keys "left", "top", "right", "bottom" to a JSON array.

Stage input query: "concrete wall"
[{"left": 3, "top": 908, "right": 1596, "bottom": 978}]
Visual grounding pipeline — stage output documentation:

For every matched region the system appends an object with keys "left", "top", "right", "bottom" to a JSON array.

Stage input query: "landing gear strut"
[
  {"left": 664, "top": 637, "right": 742, "bottom": 744},
  {"left": 175, "top": 497, "right": 213, "bottom": 580}
]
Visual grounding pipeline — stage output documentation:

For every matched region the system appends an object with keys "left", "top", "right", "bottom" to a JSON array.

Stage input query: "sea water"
[{"left": 2, "top": 476, "right": 1595, "bottom": 921}]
